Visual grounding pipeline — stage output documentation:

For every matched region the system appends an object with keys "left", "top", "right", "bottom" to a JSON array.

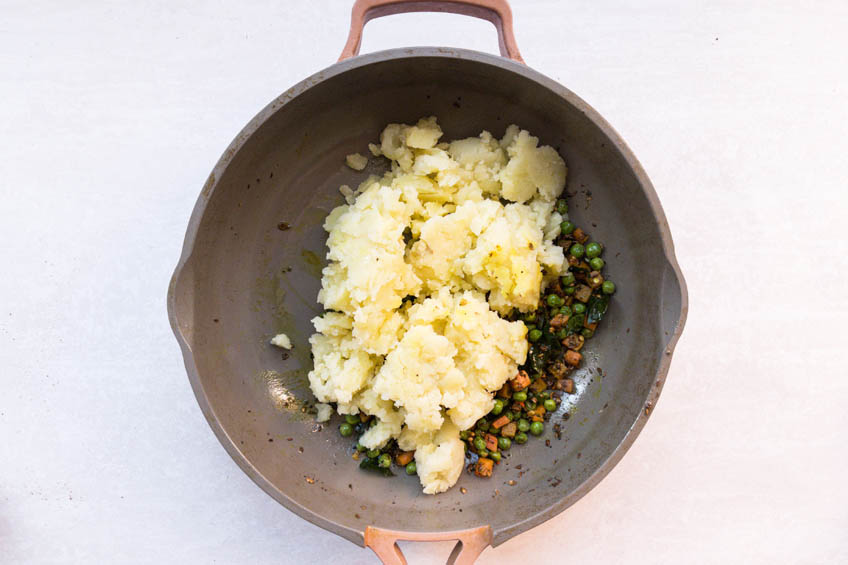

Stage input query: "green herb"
[
  {"left": 565, "top": 313, "right": 585, "bottom": 334},
  {"left": 586, "top": 294, "right": 610, "bottom": 324},
  {"left": 527, "top": 345, "right": 548, "bottom": 374}
]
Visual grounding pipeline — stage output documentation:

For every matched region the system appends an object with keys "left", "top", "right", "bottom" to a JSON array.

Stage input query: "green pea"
[
  {"left": 569, "top": 243, "right": 585, "bottom": 258},
  {"left": 473, "top": 436, "right": 487, "bottom": 452},
  {"left": 491, "top": 398, "right": 505, "bottom": 416},
  {"left": 530, "top": 421, "right": 544, "bottom": 436},
  {"left": 524, "top": 323, "right": 536, "bottom": 331},
  {"left": 524, "top": 312, "right": 537, "bottom": 323},
  {"left": 506, "top": 411, "right": 517, "bottom": 421},
  {"left": 560, "top": 220, "right": 575, "bottom": 235},
  {"left": 344, "top": 414, "right": 360, "bottom": 425},
  {"left": 517, "top": 419, "right": 531, "bottom": 432},
  {"left": 556, "top": 199, "right": 569, "bottom": 215},
  {"left": 563, "top": 285, "right": 575, "bottom": 295},
  {"left": 490, "top": 451, "right": 502, "bottom": 463},
  {"left": 556, "top": 328, "right": 568, "bottom": 340},
  {"left": 459, "top": 430, "right": 470, "bottom": 440},
  {"left": 528, "top": 329, "right": 543, "bottom": 342},
  {"left": 377, "top": 453, "right": 392, "bottom": 468},
  {"left": 514, "top": 432, "right": 528, "bottom": 444},
  {"left": 559, "top": 305, "right": 572, "bottom": 316},
  {"left": 544, "top": 398, "right": 557, "bottom": 412},
  {"left": 405, "top": 462, "right": 417, "bottom": 475},
  {"left": 581, "top": 328, "right": 595, "bottom": 339},
  {"left": 602, "top": 280, "right": 616, "bottom": 294},
  {"left": 561, "top": 272, "right": 576, "bottom": 287},
  {"left": 589, "top": 257, "right": 605, "bottom": 270},
  {"left": 539, "top": 390, "right": 551, "bottom": 400},
  {"left": 476, "top": 418, "right": 490, "bottom": 432},
  {"left": 585, "top": 242, "right": 602, "bottom": 258},
  {"left": 546, "top": 294, "right": 563, "bottom": 308},
  {"left": 339, "top": 423, "right": 354, "bottom": 437},
  {"left": 356, "top": 443, "right": 367, "bottom": 452},
  {"left": 498, "top": 436, "right": 512, "bottom": 450},
  {"left": 573, "top": 303, "right": 586, "bottom": 314},
  {"left": 366, "top": 449, "right": 380, "bottom": 459},
  {"left": 512, "top": 390, "right": 528, "bottom": 402}
]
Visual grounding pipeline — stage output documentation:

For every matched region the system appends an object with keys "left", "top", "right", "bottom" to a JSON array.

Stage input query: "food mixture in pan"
[{"left": 271, "top": 117, "right": 615, "bottom": 494}]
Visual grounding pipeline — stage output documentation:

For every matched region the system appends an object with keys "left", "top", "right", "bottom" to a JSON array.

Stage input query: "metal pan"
[{"left": 167, "top": 0, "right": 688, "bottom": 562}]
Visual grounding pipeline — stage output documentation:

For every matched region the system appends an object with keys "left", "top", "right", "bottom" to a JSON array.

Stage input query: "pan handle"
[
  {"left": 339, "top": 0, "right": 523, "bottom": 63},
  {"left": 364, "top": 525, "right": 493, "bottom": 564}
]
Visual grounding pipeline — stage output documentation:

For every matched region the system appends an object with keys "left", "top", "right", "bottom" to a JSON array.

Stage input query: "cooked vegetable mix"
[{"left": 318, "top": 201, "right": 616, "bottom": 483}]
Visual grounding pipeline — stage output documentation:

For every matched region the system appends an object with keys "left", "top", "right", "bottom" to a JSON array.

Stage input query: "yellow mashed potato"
[{"left": 308, "top": 117, "right": 567, "bottom": 494}]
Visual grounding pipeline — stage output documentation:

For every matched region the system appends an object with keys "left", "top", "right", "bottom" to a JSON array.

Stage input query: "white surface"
[{"left": 1, "top": 1, "right": 846, "bottom": 563}]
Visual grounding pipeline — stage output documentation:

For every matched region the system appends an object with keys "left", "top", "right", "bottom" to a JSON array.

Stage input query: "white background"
[{"left": 1, "top": 1, "right": 846, "bottom": 563}]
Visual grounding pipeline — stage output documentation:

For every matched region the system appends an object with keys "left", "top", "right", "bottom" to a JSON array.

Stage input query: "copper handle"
[
  {"left": 364, "top": 525, "right": 493, "bottom": 565},
  {"left": 339, "top": 0, "right": 524, "bottom": 63}
]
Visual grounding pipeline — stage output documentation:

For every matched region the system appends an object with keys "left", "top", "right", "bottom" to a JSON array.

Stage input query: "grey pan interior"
[{"left": 168, "top": 48, "right": 688, "bottom": 548}]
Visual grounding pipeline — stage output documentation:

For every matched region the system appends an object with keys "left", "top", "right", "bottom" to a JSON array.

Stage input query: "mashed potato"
[
  {"left": 307, "top": 117, "right": 567, "bottom": 494},
  {"left": 345, "top": 152, "right": 368, "bottom": 171},
  {"left": 270, "top": 333, "right": 292, "bottom": 349}
]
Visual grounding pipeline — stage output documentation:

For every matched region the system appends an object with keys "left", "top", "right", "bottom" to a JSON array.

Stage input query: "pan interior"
[{"left": 174, "top": 50, "right": 682, "bottom": 544}]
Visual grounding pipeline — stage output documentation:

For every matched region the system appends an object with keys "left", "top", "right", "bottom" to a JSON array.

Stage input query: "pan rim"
[{"left": 167, "top": 46, "right": 689, "bottom": 548}]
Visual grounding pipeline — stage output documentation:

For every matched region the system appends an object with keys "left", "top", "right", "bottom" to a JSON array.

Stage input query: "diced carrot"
[
  {"left": 527, "top": 406, "right": 546, "bottom": 422},
  {"left": 549, "top": 314, "right": 569, "bottom": 329},
  {"left": 563, "top": 378, "right": 575, "bottom": 394},
  {"left": 396, "top": 451, "right": 414, "bottom": 466},
  {"left": 530, "top": 378, "right": 547, "bottom": 393},
  {"left": 548, "top": 360, "right": 569, "bottom": 379},
  {"left": 562, "top": 334, "right": 584, "bottom": 351},
  {"left": 565, "top": 350, "right": 582, "bottom": 366},
  {"left": 574, "top": 285, "right": 592, "bottom": 303},
  {"left": 511, "top": 370, "right": 531, "bottom": 391},
  {"left": 584, "top": 320, "right": 598, "bottom": 331},
  {"left": 491, "top": 415, "right": 511, "bottom": 429},
  {"left": 475, "top": 458, "right": 494, "bottom": 478},
  {"left": 573, "top": 228, "right": 588, "bottom": 243},
  {"left": 484, "top": 433, "right": 498, "bottom": 452},
  {"left": 500, "top": 422, "right": 517, "bottom": 438}
]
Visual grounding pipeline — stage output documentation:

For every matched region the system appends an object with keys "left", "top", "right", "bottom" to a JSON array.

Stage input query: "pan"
[{"left": 167, "top": 0, "right": 688, "bottom": 562}]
